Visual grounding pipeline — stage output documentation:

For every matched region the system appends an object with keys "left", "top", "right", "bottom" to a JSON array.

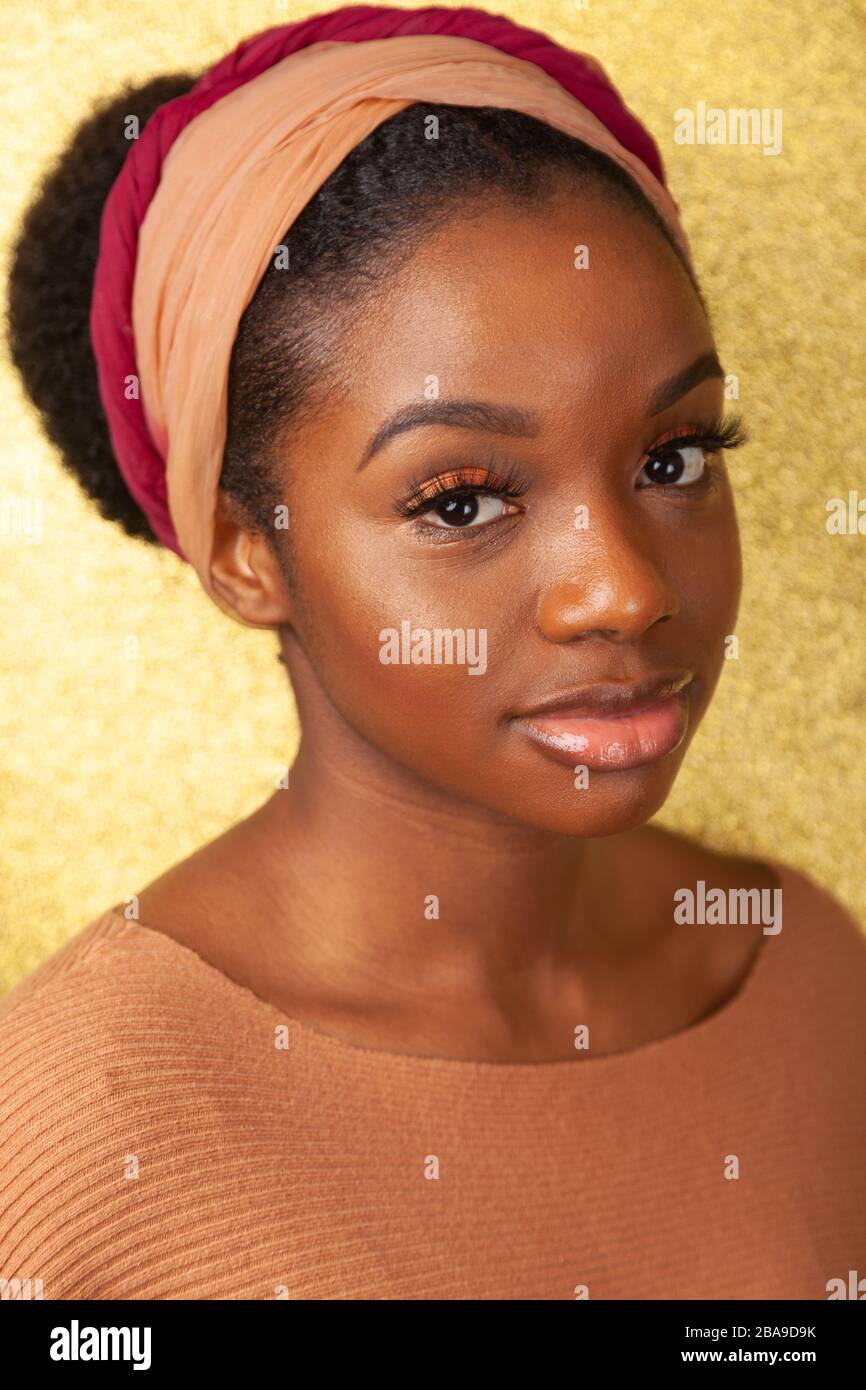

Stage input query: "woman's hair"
[{"left": 6, "top": 72, "right": 700, "bottom": 549}]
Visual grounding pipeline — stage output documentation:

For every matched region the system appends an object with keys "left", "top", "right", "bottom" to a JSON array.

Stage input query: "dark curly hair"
[{"left": 5, "top": 71, "right": 700, "bottom": 552}]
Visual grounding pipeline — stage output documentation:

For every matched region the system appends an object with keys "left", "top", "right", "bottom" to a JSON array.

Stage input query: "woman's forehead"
[
  {"left": 337, "top": 196, "right": 708, "bottom": 385},
  {"left": 298, "top": 203, "right": 715, "bottom": 467}
]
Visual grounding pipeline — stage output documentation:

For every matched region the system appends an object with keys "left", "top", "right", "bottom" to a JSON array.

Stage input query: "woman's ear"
[{"left": 207, "top": 490, "right": 296, "bottom": 629}]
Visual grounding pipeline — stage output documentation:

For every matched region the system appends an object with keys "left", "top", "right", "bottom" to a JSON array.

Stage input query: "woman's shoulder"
[
  {"left": 718, "top": 842, "right": 866, "bottom": 1025},
  {"left": 0, "top": 912, "right": 126, "bottom": 1026},
  {"left": 0, "top": 907, "right": 208, "bottom": 1034},
  {"left": 764, "top": 856, "right": 866, "bottom": 1010},
  {"left": 0, "top": 907, "right": 249, "bottom": 1129},
  {"left": 637, "top": 826, "right": 866, "bottom": 1014},
  {"left": 643, "top": 824, "right": 864, "bottom": 935},
  {"left": 0, "top": 907, "right": 281, "bottom": 1295},
  {"left": 769, "top": 855, "right": 864, "bottom": 932}
]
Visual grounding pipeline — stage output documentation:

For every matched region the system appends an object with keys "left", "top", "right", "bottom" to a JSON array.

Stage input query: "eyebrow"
[
  {"left": 357, "top": 351, "right": 726, "bottom": 469},
  {"left": 647, "top": 351, "right": 725, "bottom": 416},
  {"left": 357, "top": 398, "right": 538, "bottom": 470}
]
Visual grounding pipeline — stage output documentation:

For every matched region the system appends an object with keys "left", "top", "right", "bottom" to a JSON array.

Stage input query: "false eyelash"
[
  {"left": 393, "top": 454, "right": 531, "bottom": 518},
  {"left": 649, "top": 412, "right": 750, "bottom": 460},
  {"left": 392, "top": 416, "right": 749, "bottom": 519}
]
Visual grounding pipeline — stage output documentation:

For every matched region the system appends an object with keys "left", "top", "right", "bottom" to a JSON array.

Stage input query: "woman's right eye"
[
  {"left": 394, "top": 458, "right": 532, "bottom": 533},
  {"left": 417, "top": 490, "right": 521, "bottom": 530}
]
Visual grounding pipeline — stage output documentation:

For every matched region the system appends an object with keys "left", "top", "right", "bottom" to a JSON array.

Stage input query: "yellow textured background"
[{"left": 1, "top": 0, "right": 864, "bottom": 992}]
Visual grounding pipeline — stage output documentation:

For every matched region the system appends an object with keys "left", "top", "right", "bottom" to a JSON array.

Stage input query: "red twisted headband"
[{"left": 89, "top": 3, "right": 673, "bottom": 558}]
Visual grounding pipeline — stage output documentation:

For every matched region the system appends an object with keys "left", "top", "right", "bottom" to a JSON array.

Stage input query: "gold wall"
[{"left": 2, "top": 0, "right": 864, "bottom": 989}]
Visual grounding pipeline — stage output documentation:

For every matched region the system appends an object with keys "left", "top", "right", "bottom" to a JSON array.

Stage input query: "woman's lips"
[{"left": 515, "top": 690, "right": 690, "bottom": 771}]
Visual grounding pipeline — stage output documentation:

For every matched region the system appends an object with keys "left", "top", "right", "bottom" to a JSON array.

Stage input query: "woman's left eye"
[
  {"left": 418, "top": 492, "right": 519, "bottom": 529},
  {"left": 639, "top": 445, "right": 708, "bottom": 488}
]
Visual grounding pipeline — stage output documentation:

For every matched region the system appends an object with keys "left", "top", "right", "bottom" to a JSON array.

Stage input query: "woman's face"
[{"left": 248, "top": 187, "right": 742, "bottom": 836}]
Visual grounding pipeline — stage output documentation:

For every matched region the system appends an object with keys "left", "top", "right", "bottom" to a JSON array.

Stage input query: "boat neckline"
[{"left": 98, "top": 858, "right": 796, "bottom": 1073}]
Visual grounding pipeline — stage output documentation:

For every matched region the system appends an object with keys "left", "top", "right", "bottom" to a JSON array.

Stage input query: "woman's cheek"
[
  {"left": 678, "top": 498, "right": 742, "bottom": 696},
  {"left": 292, "top": 520, "right": 496, "bottom": 743},
  {"left": 708, "top": 498, "right": 743, "bottom": 636}
]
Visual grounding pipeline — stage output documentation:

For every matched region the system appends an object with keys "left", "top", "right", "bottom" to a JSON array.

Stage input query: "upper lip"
[{"left": 513, "top": 670, "right": 695, "bottom": 720}]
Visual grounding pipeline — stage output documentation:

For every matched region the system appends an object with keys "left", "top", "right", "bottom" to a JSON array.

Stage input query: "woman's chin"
[
  {"left": 448, "top": 759, "right": 686, "bottom": 838},
  {"left": 518, "top": 787, "right": 676, "bottom": 837}
]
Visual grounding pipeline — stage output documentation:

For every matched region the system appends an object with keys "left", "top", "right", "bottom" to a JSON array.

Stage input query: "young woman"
[{"left": 2, "top": 4, "right": 865, "bottom": 1301}]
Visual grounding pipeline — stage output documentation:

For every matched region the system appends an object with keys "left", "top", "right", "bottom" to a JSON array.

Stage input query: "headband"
[{"left": 89, "top": 4, "right": 689, "bottom": 617}]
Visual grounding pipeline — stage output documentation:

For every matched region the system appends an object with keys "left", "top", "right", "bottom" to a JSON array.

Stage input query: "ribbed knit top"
[{"left": 2, "top": 859, "right": 865, "bottom": 1301}]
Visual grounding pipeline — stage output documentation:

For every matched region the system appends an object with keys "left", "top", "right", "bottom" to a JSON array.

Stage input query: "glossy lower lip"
[{"left": 515, "top": 691, "right": 690, "bottom": 771}]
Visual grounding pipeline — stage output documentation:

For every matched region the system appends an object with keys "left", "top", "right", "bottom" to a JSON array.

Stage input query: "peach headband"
[{"left": 130, "top": 33, "right": 690, "bottom": 616}]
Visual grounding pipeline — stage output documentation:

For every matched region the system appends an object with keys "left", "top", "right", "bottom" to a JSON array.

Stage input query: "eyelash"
[
  {"left": 393, "top": 455, "right": 531, "bottom": 519},
  {"left": 392, "top": 414, "right": 749, "bottom": 530},
  {"left": 644, "top": 413, "right": 749, "bottom": 480}
]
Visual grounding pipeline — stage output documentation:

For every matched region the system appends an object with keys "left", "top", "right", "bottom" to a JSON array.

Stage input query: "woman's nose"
[{"left": 537, "top": 521, "right": 680, "bottom": 643}]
